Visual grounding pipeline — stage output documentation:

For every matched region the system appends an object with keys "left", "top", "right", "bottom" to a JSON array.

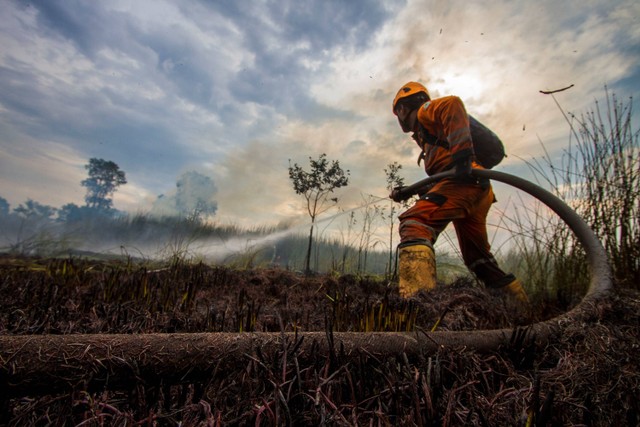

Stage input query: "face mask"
[{"left": 396, "top": 107, "right": 414, "bottom": 133}]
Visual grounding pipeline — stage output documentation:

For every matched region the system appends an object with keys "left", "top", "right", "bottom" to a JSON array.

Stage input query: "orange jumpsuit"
[{"left": 398, "top": 96, "right": 514, "bottom": 288}]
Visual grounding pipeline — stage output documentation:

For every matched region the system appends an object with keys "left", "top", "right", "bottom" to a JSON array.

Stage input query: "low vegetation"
[
  {"left": 0, "top": 256, "right": 638, "bottom": 425},
  {"left": 0, "top": 90, "right": 637, "bottom": 425}
]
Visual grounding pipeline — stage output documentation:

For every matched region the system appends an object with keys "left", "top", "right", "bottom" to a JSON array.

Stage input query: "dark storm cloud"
[
  {"left": 9, "top": 0, "right": 385, "bottom": 161},
  {"left": 5, "top": 0, "right": 393, "bottom": 142},
  {"left": 82, "top": 121, "right": 194, "bottom": 189},
  {"left": 282, "top": 1, "right": 391, "bottom": 50},
  {"left": 200, "top": 0, "right": 392, "bottom": 118},
  {"left": 3, "top": 0, "right": 637, "bottom": 226},
  {"left": 0, "top": 65, "right": 45, "bottom": 126},
  {"left": 134, "top": 28, "right": 216, "bottom": 108},
  {"left": 26, "top": 1, "right": 223, "bottom": 110},
  {"left": 25, "top": 1, "right": 124, "bottom": 57},
  {"left": 1, "top": 0, "right": 241, "bottom": 196},
  {"left": 0, "top": 43, "right": 194, "bottom": 186}
]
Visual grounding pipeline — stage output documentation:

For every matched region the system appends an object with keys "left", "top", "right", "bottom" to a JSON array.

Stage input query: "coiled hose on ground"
[{"left": 0, "top": 169, "right": 614, "bottom": 395}]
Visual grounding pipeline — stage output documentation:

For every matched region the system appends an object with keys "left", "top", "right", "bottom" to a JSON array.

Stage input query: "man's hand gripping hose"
[{"left": 388, "top": 169, "right": 456, "bottom": 202}]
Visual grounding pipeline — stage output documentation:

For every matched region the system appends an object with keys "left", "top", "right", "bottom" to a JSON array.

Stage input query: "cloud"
[
  {"left": 306, "top": 0, "right": 639, "bottom": 167},
  {"left": 0, "top": 0, "right": 638, "bottom": 236},
  {"left": 0, "top": 132, "right": 87, "bottom": 208}
]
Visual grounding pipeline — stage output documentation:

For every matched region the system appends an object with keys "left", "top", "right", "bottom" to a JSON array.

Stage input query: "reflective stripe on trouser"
[{"left": 398, "top": 179, "right": 512, "bottom": 287}]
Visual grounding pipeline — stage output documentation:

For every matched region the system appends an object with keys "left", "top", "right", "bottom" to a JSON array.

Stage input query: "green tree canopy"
[
  {"left": 81, "top": 158, "right": 127, "bottom": 211},
  {"left": 13, "top": 199, "right": 56, "bottom": 219},
  {"left": 288, "top": 153, "right": 349, "bottom": 273}
]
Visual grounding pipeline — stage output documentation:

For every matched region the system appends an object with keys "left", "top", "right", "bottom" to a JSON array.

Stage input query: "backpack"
[
  {"left": 468, "top": 115, "right": 506, "bottom": 169},
  {"left": 417, "top": 115, "right": 506, "bottom": 169}
]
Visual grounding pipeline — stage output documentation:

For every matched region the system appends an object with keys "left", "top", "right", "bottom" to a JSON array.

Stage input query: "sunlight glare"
[{"left": 435, "top": 71, "right": 487, "bottom": 107}]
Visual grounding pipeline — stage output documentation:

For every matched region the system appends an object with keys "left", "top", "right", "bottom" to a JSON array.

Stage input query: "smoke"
[
  {"left": 196, "top": 227, "right": 300, "bottom": 262},
  {"left": 151, "top": 171, "right": 218, "bottom": 220}
]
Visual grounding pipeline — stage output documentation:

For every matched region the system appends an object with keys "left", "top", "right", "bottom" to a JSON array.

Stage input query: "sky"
[{"left": 1, "top": 0, "right": 639, "bottom": 233}]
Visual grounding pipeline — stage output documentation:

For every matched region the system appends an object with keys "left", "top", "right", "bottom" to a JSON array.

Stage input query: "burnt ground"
[{"left": 0, "top": 256, "right": 638, "bottom": 426}]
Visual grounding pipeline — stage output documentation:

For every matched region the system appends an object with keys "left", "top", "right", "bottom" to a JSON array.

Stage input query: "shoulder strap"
[
  {"left": 416, "top": 124, "right": 448, "bottom": 166},
  {"left": 418, "top": 124, "right": 448, "bottom": 149}
]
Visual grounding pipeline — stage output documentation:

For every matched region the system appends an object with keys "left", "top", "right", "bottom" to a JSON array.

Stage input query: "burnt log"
[
  {"left": 0, "top": 315, "right": 585, "bottom": 397},
  {"left": 0, "top": 169, "right": 613, "bottom": 397}
]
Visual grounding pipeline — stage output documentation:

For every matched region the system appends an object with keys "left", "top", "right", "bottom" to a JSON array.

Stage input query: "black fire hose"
[
  {"left": 0, "top": 169, "right": 614, "bottom": 396},
  {"left": 396, "top": 168, "right": 612, "bottom": 300}
]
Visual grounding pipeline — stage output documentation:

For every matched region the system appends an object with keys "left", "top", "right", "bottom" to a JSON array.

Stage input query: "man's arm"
[{"left": 436, "top": 96, "right": 474, "bottom": 178}]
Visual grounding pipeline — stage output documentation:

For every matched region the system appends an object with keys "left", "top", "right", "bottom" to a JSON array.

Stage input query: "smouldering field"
[{"left": 0, "top": 256, "right": 638, "bottom": 426}]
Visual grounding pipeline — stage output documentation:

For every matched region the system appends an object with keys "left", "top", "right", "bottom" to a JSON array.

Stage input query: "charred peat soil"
[{"left": 0, "top": 256, "right": 638, "bottom": 426}]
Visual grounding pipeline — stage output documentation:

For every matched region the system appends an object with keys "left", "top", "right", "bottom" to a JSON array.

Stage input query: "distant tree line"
[
  {"left": 0, "top": 154, "right": 403, "bottom": 276},
  {"left": 1, "top": 158, "right": 220, "bottom": 224}
]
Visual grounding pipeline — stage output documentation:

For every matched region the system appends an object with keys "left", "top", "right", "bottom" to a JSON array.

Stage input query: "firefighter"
[{"left": 389, "top": 81, "right": 528, "bottom": 303}]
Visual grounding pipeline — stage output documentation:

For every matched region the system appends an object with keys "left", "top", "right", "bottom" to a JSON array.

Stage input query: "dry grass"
[{"left": 0, "top": 257, "right": 638, "bottom": 426}]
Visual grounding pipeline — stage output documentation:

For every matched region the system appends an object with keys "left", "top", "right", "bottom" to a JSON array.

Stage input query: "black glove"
[
  {"left": 451, "top": 149, "right": 474, "bottom": 182},
  {"left": 389, "top": 186, "right": 412, "bottom": 203},
  {"left": 454, "top": 155, "right": 472, "bottom": 178}
]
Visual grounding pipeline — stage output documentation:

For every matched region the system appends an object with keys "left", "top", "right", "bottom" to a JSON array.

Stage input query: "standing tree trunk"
[{"left": 305, "top": 222, "right": 314, "bottom": 273}]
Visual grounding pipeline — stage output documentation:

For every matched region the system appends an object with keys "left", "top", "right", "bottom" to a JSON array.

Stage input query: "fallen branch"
[
  {"left": 0, "top": 169, "right": 613, "bottom": 397},
  {"left": 539, "top": 84, "right": 574, "bottom": 95}
]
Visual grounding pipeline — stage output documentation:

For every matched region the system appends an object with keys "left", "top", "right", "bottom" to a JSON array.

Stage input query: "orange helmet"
[{"left": 392, "top": 82, "right": 430, "bottom": 114}]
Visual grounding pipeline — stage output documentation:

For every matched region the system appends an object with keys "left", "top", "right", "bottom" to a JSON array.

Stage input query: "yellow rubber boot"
[
  {"left": 398, "top": 244, "right": 436, "bottom": 298},
  {"left": 503, "top": 278, "right": 529, "bottom": 304}
]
